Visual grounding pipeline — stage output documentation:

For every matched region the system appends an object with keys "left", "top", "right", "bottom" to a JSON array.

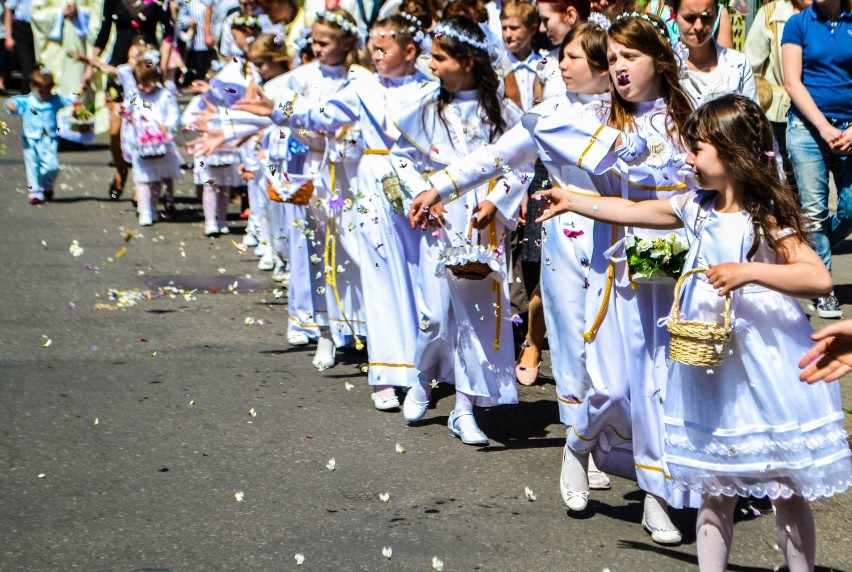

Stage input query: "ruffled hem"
[
  {"left": 665, "top": 426, "right": 850, "bottom": 458},
  {"left": 669, "top": 470, "right": 852, "bottom": 502}
]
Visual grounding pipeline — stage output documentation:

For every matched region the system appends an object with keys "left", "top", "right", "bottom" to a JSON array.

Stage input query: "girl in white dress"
[
  {"left": 411, "top": 19, "right": 614, "bottom": 490},
  {"left": 413, "top": 14, "right": 697, "bottom": 542},
  {"left": 235, "top": 14, "right": 433, "bottom": 410},
  {"left": 391, "top": 15, "right": 529, "bottom": 445},
  {"left": 123, "top": 60, "right": 182, "bottom": 227},
  {"left": 538, "top": 93, "right": 851, "bottom": 572}
]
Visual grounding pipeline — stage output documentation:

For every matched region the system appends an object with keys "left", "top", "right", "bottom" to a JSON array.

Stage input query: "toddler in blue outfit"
[{"left": 4, "top": 67, "right": 76, "bottom": 204}]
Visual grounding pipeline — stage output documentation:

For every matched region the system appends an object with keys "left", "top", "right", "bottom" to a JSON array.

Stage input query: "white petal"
[
  {"left": 382, "top": 547, "right": 393, "bottom": 559},
  {"left": 294, "top": 554, "right": 305, "bottom": 565},
  {"left": 432, "top": 556, "right": 444, "bottom": 570},
  {"left": 234, "top": 491, "right": 244, "bottom": 502},
  {"left": 379, "top": 492, "right": 390, "bottom": 503},
  {"left": 326, "top": 458, "right": 336, "bottom": 471},
  {"left": 395, "top": 443, "right": 405, "bottom": 454},
  {"left": 524, "top": 486, "right": 536, "bottom": 501}
]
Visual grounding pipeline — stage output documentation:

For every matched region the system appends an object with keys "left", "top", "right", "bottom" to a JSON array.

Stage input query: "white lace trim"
[
  {"left": 665, "top": 428, "right": 849, "bottom": 458},
  {"left": 669, "top": 472, "right": 852, "bottom": 502}
]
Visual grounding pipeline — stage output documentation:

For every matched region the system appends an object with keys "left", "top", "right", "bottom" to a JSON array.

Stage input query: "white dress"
[
  {"left": 680, "top": 41, "right": 759, "bottom": 108},
  {"left": 665, "top": 190, "right": 852, "bottom": 500},
  {"left": 280, "top": 70, "right": 433, "bottom": 387},
  {"left": 428, "top": 91, "right": 607, "bottom": 426},
  {"left": 391, "top": 86, "right": 524, "bottom": 405},
  {"left": 527, "top": 98, "right": 699, "bottom": 508},
  {"left": 127, "top": 87, "right": 182, "bottom": 185}
]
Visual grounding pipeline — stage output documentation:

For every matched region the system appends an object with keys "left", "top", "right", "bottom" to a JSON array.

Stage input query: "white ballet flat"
[
  {"left": 447, "top": 410, "right": 489, "bottom": 446},
  {"left": 371, "top": 392, "right": 400, "bottom": 411},
  {"left": 642, "top": 515, "right": 683, "bottom": 545},
  {"left": 287, "top": 332, "right": 310, "bottom": 346},
  {"left": 588, "top": 456, "right": 612, "bottom": 490},
  {"left": 312, "top": 342, "right": 336, "bottom": 370},
  {"left": 401, "top": 391, "right": 430, "bottom": 422},
  {"left": 560, "top": 444, "right": 590, "bottom": 512}
]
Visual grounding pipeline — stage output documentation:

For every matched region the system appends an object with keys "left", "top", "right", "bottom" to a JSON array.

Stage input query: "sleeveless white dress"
[{"left": 665, "top": 190, "right": 852, "bottom": 500}]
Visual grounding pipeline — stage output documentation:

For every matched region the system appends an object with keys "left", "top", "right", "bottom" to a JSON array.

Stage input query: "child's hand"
[
  {"left": 239, "top": 167, "right": 255, "bottom": 181},
  {"left": 535, "top": 187, "right": 572, "bottom": 223},
  {"left": 799, "top": 320, "right": 852, "bottom": 382},
  {"left": 409, "top": 188, "right": 440, "bottom": 229},
  {"left": 5, "top": 101, "right": 17, "bottom": 114},
  {"left": 427, "top": 202, "right": 447, "bottom": 229},
  {"left": 471, "top": 200, "right": 497, "bottom": 230},
  {"left": 705, "top": 262, "right": 752, "bottom": 296}
]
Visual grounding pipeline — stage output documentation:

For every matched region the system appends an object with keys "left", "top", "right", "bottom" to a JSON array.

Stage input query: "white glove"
[{"left": 613, "top": 131, "right": 648, "bottom": 164}]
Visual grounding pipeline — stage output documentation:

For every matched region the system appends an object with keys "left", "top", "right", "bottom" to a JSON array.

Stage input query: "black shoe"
[
  {"left": 817, "top": 293, "right": 843, "bottom": 319},
  {"left": 108, "top": 184, "right": 122, "bottom": 200}
]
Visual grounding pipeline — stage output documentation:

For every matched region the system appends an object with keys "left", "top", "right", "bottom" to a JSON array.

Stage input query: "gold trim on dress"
[{"left": 578, "top": 125, "right": 606, "bottom": 169}]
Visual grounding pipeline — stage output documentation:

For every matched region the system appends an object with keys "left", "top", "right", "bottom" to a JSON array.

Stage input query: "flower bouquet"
[
  {"left": 69, "top": 101, "right": 95, "bottom": 134},
  {"left": 137, "top": 129, "right": 172, "bottom": 159},
  {"left": 625, "top": 232, "right": 689, "bottom": 284}
]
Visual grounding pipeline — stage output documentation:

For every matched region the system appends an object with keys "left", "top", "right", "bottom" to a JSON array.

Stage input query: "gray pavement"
[{"left": 0, "top": 106, "right": 850, "bottom": 572}]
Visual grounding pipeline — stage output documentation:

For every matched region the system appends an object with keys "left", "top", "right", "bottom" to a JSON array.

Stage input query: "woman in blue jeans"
[{"left": 782, "top": 0, "right": 852, "bottom": 318}]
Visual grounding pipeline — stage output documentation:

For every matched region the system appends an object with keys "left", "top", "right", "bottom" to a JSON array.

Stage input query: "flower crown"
[
  {"left": 614, "top": 12, "right": 690, "bottom": 78},
  {"left": 316, "top": 10, "right": 361, "bottom": 37},
  {"left": 433, "top": 22, "right": 488, "bottom": 52},
  {"left": 588, "top": 12, "right": 611, "bottom": 31},
  {"left": 400, "top": 10, "right": 425, "bottom": 30},
  {"left": 232, "top": 15, "right": 261, "bottom": 29}
]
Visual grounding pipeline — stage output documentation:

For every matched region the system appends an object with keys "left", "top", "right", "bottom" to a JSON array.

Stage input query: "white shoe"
[
  {"left": 287, "top": 332, "right": 310, "bottom": 346},
  {"left": 257, "top": 252, "right": 276, "bottom": 271},
  {"left": 559, "top": 444, "right": 590, "bottom": 512},
  {"left": 253, "top": 243, "right": 267, "bottom": 257},
  {"left": 642, "top": 515, "right": 683, "bottom": 545},
  {"left": 204, "top": 223, "right": 220, "bottom": 236},
  {"left": 447, "top": 410, "right": 488, "bottom": 445},
  {"left": 272, "top": 261, "right": 290, "bottom": 284},
  {"left": 241, "top": 234, "right": 259, "bottom": 247},
  {"left": 402, "top": 390, "right": 430, "bottom": 422},
  {"left": 312, "top": 337, "right": 336, "bottom": 370},
  {"left": 371, "top": 392, "right": 401, "bottom": 411},
  {"left": 139, "top": 213, "right": 154, "bottom": 226},
  {"left": 218, "top": 225, "right": 230, "bottom": 235}
]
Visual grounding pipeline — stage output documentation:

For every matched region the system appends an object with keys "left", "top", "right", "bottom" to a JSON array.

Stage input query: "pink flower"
[{"left": 563, "top": 229, "right": 585, "bottom": 239}]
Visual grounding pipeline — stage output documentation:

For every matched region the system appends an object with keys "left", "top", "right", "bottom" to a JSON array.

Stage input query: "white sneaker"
[
  {"left": 257, "top": 252, "right": 276, "bottom": 271},
  {"left": 241, "top": 234, "right": 259, "bottom": 247},
  {"left": 139, "top": 213, "right": 154, "bottom": 226},
  {"left": 218, "top": 225, "right": 230, "bottom": 235},
  {"left": 287, "top": 332, "right": 311, "bottom": 346},
  {"left": 272, "top": 260, "right": 290, "bottom": 284},
  {"left": 253, "top": 244, "right": 267, "bottom": 258},
  {"left": 204, "top": 223, "right": 220, "bottom": 236}
]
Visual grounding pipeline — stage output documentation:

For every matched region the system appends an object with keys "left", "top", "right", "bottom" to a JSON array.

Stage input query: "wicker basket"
[
  {"left": 267, "top": 179, "right": 314, "bottom": 205},
  {"left": 667, "top": 267, "right": 732, "bottom": 367},
  {"left": 70, "top": 119, "right": 94, "bottom": 134},
  {"left": 444, "top": 221, "right": 494, "bottom": 281}
]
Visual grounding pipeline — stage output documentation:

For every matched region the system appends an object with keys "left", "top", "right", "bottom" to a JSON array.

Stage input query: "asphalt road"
[{"left": 1, "top": 104, "right": 850, "bottom": 571}]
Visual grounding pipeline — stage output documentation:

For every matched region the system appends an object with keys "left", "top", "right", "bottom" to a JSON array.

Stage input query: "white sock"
[
  {"left": 774, "top": 496, "right": 815, "bottom": 572},
  {"left": 202, "top": 184, "right": 218, "bottom": 225},
  {"left": 373, "top": 386, "right": 396, "bottom": 399},
  {"left": 407, "top": 381, "right": 431, "bottom": 403},
  {"left": 696, "top": 494, "right": 736, "bottom": 571},
  {"left": 561, "top": 444, "right": 589, "bottom": 492},
  {"left": 644, "top": 493, "right": 679, "bottom": 532},
  {"left": 454, "top": 391, "right": 475, "bottom": 413}
]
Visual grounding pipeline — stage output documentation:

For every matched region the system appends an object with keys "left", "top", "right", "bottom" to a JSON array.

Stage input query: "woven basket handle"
[
  {"left": 670, "top": 267, "right": 732, "bottom": 331},
  {"left": 466, "top": 219, "right": 482, "bottom": 245}
]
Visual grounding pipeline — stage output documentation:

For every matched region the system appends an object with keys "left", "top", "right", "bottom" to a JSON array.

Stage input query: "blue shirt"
[
  {"left": 5, "top": 0, "right": 31, "bottom": 23},
  {"left": 782, "top": 4, "right": 852, "bottom": 121},
  {"left": 4, "top": 92, "right": 76, "bottom": 140}
]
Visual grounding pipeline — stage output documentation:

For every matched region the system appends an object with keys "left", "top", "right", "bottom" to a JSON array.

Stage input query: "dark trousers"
[
  {"left": 12, "top": 20, "right": 35, "bottom": 93},
  {"left": 772, "top": 120, "right": 798, "bottom": 194},
  {"left": 184, "top": 49, "right": 216, "bottom": 86}
]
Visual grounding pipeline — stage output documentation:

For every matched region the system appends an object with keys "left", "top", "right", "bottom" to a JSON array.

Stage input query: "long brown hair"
[
  {"left": 682, "top": 95, "right": 807, "bottom": 259},
  {"left": 560, "top": 22, "right": 608, "bottom": 72},
  {"left": 606, "top": 16, "right": 693, "bottom": 143},
  {"left": 428, "top": 16, "right": 507, "bottom": 144}
]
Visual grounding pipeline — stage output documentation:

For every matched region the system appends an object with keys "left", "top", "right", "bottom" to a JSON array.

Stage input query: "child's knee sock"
[
  {"left": 454, "top": 391, "right": 475, "bottom": 413},
  {"left": 774, "top": 495, "right": 815, "bottom": 572},
  {"left": 696, "top": 494, "right": 737, "bottom": 572},
  {"left": 136, "top": 183, "right": 154, "bottom": 218},
  {"left": 202, "top": 184, "right": 217, "bottom": 225}
]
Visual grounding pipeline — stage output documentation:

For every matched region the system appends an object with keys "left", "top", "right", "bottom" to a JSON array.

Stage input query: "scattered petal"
[
  {"left": 42, "top": 337, "right": 52, "bottom": 348},
  {"left": 382, "top": 546, "right": 393, "bottom": 559},
  {"left": 68, "top": 240, "right": 84, "bottom": 257},
  {"left": 234, "top": 491, "right": 244, "bottom": 502},
  {"left": 93, "top": 418, "right": 99, "bottom": 427},
  {"left": 432, "top": 556, "right": 444, "bottom": 570},
  {"left": 395, "top": 443, "right": 405, "bottom": 454},
  {"left": 295, "top": 554, "right": 305, "bottom": 566},
  {"left": 344, "top": 381, "right": 355, "bottom": 391},
  {"left": 379, "top": 492, "right": 390, "bottom": 503},
  {"left": 524, "top": 486, "right": 536, "bottom": 501},
  {"left": 38, "top": 473, "right": 46, "bottom": 478},
  {"left": 248, "top": 408, "right": 257, "bottom": 418},
  {"left": 326, "top": 458, "right": 336, "bottom": 471}
]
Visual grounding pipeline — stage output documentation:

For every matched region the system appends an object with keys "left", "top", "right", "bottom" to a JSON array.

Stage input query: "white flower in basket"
[
  {"left": 436, "top": 221, "right": 507, "bottom": 281},
  {"left": 626, "top": 232, "right": 689, "bottom": 284},
  {"left": 205, "top": 147, "right": 239, "bottom": 167}
]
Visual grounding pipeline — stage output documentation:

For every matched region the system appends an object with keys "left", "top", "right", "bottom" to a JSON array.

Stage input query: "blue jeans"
[{"left": 787, "top": 114, "right": 852, "bottom": 272}]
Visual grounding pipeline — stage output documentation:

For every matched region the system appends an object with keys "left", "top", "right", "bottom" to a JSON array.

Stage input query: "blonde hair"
[{"left": 501, "top": 0, "right": 539, "bottom": 27}]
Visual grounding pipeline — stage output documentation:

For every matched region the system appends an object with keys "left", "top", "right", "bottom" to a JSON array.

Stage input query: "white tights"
[
  {"left": 202, "top": 183, "right": 230, "bottom": 226},
  {"left": 135, "top": 181, "right": 161, "bottom": 218},
  {"left": 696, "top": 493, "right": 815, "bottom": 572}
]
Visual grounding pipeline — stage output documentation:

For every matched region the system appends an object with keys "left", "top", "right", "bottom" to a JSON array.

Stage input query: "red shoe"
[
  {"left": 29, "top": 196, "right": 45, "bottom": 205},
  {"left": 239, "top": 209, "right": 250, "bottom": 219}
]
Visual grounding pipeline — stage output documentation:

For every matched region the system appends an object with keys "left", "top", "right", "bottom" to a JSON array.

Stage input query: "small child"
[
  {"left": 123, "top": 60, "right": 182, "bottom": 226},
  {"left": 500, "top": 0, "right": 542, "bottom": 111},
  {"left": 4, "top": 67, "right": 76, "bottom": 204}
]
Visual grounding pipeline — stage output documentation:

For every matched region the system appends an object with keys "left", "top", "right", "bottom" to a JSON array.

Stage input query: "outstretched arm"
[{"left": 534, "top": 187, "right": 681, "bottom": 229}]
